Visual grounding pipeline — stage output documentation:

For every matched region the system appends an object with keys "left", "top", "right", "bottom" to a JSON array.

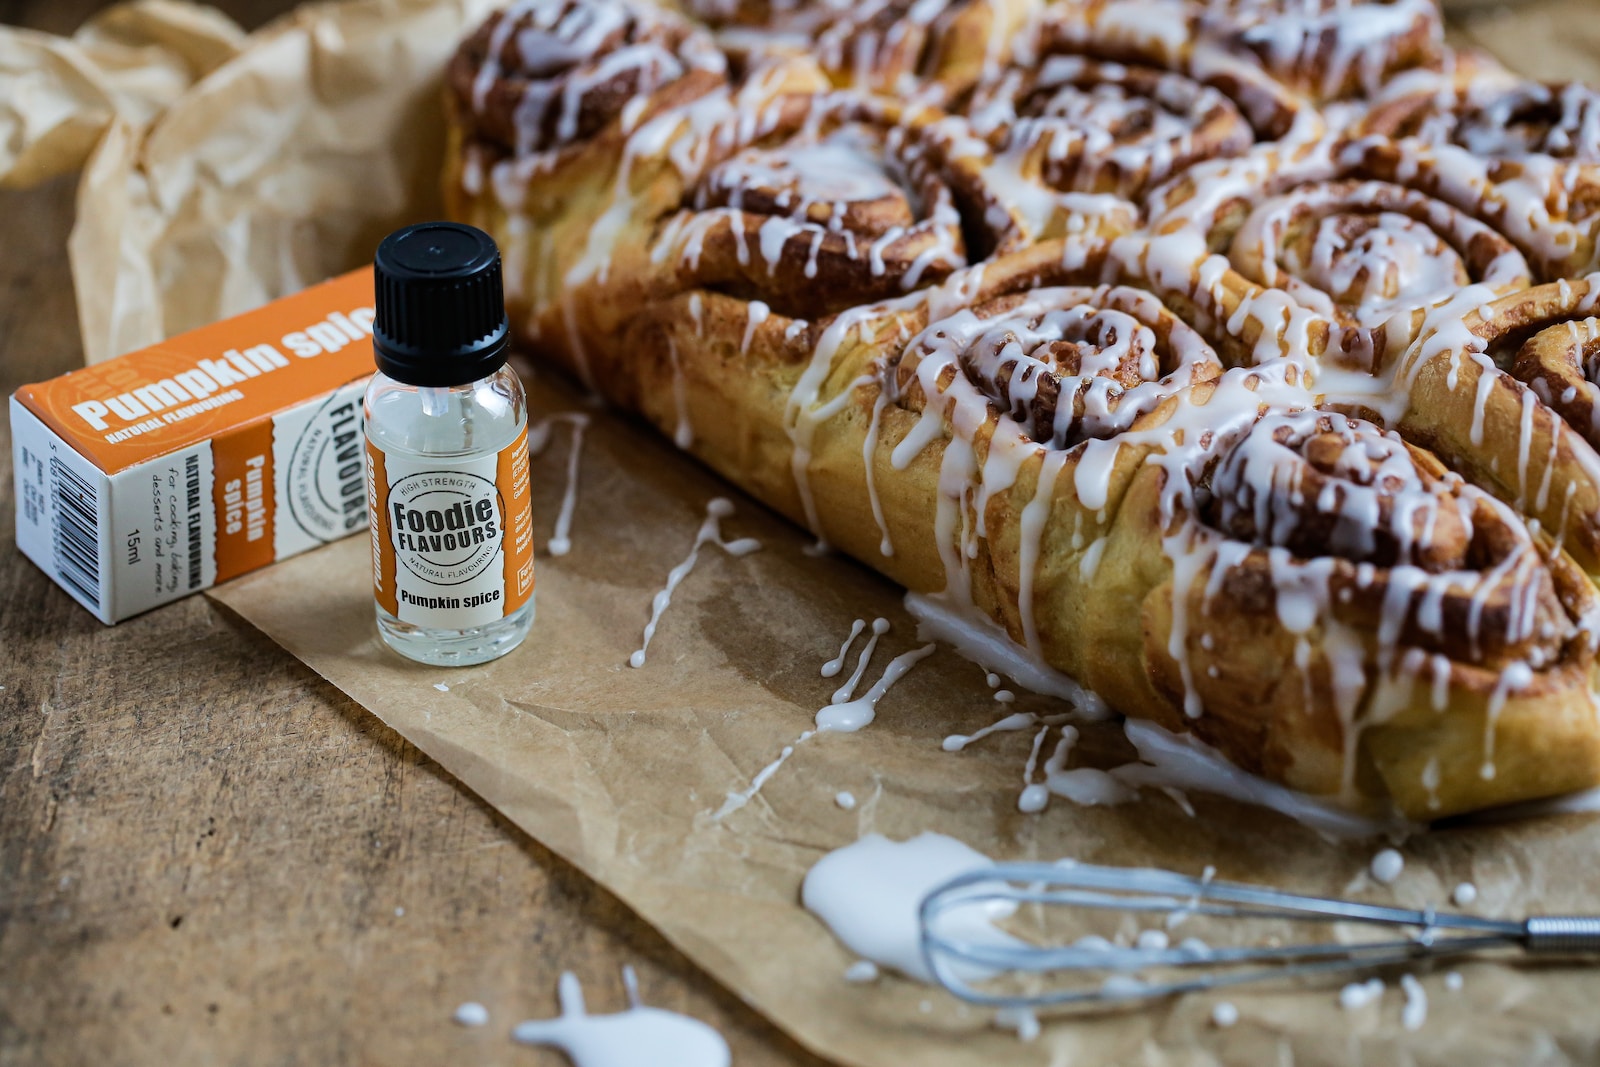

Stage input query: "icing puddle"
[
  {"left": 511, "top": 969, "right": 730, "bottom": 1067},
  {"left": 800, "top": 833, "right": 1027, "bottom": 984}
]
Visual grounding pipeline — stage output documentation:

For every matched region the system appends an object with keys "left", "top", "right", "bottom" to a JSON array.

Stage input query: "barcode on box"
[{"left": 50, "top": 455, "right": 102, "bottom": 610}]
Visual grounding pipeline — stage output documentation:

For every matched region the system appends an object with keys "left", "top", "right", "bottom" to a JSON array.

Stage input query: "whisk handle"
[{"left": 1524, "top": 917, "right": 1600, "bottom": 953}]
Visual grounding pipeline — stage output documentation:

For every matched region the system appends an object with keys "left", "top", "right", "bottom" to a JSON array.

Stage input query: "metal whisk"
[{"left": 918, "top": 861, "right": 1600, "bottom": 1008}]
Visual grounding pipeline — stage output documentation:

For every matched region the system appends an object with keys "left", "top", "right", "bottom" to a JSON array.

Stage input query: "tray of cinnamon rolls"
[{"left": 441, "top": 0, "right": 1600, "bottom": 822}]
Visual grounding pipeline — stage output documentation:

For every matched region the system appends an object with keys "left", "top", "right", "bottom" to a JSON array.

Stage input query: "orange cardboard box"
[{"left": 10, "top": 269, "right": 376, "bottom": 623}]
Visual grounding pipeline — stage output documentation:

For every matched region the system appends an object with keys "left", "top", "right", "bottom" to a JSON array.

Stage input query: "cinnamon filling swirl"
[
  {"left": 1510, "top": 320, "right": 1600, "bottom": 447},
  {"left": 967, "top": 56, "right": 1256, "bottom": 202},
  {"left": 1195, "top": 411, "right": 1570, "bottom": 668},
  {"left": 893, "top": 286, "right": 1224, "bottom": 449},
  {"left": 1195, "top": 0, "right": 1443, "bottom": 102},
  {"left": 1229, "top": 180, "right": 1531, "bottom": 340},
  {"left": 1364, "top": 79, "right": 1600, "bottom": 164}
]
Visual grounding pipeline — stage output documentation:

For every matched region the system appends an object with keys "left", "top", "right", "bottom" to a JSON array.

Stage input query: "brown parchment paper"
[{"left": 7, "top": 0, "right": 1600, "bottom": 1062}]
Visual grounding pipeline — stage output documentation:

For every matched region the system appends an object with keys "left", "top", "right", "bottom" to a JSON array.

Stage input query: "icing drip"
[
  {"left": 666, "top": 336, "right": 695, "bottom": 449},
  {"left": 629, "top": 499, "right": 761, "bottom": 667},
  {"left": 529, "top": 412, "right": 591, "bottom": 557},
  {"left": 816, "top": 642, "right": 938, "bottom": 732},
  {"left": 863, "top": 387, "right": 896, "bottom": 556},
  {"left": 831, "top": 618, "right": 892, "bottom": 703},
  {"left": 822, "top": 619, "right": 868, "bottom": 677},
  {"left": 712, "top": 730, "right": 814, "bottom": 819},
  {"left": 905, "top": 592, "right": 1110, "bottom": 717}
]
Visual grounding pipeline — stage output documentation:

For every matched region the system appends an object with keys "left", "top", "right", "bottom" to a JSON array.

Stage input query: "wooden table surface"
[{"left": 0, "top": 2, "right": 1585, "bottom": 1065}]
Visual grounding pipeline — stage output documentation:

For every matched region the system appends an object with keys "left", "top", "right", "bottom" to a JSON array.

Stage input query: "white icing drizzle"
[
  {"left": 1480, "top": 661, "right": 1533, "bottom": 780},
  {"left": 905, "top": 592, "right": 1110, "bottom": 718},
  {"left": 510, "top": 969, "right": 730, "bottom": 1067},
  {"left": 629, "top": 498, "right": 761, "bottom": 668},
  {"left": 665, "top": 336, "right": 695, "bottom": 449},
  {"left": 529, "top": 412, "right": 591, "bottom": 557},
  {"left": 713, "top": 730, "right": 815, "bottom": 820},
  {"left": 1340, "top": 977, "right": 1385, "bottom": 1010},
  {"left": 863, "top": 387, "right": 896, "bottom": 556},
  {"left": 1020, "top": 725, "right": 1078, "bottom": 813},
  {"left": 943, "top": 711, "right": 1039, "bottom": 753},
  {"left": 996, "top": 1006, "right": 1042, "bottom": 1041},
  {"left": 787, "top": 298, "right": 921, "bottom": 551},
  {"left": 1369, "top": 847, "right": 1404, "bottom": 885},
  {"left": 843, "top": 959, "right": 879, "bottom": 983}
]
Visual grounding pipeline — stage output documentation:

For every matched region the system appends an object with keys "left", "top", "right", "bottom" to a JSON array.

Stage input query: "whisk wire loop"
[{"left": 918, "top": 861, "right": 1599, "bottom": 1009}]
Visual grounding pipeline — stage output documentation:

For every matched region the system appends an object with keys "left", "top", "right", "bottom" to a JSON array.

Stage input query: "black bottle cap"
[{"left": 372, "top": 221, "right": 510, "bottom": 387}]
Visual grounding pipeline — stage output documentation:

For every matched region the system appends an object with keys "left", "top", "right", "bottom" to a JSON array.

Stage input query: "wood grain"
[
  {"left": 0, "top": 6, "right": 825, "bottom": 1065},
  {"left": 0, "top": 1, "right": 1592, "bottom": 1065}
]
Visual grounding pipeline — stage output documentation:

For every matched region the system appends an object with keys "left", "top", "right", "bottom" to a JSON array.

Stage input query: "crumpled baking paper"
[
  {"left": 11, "top": 0, "right": 1600, "bottom": 1063},
  {"left": 0, "top": 0, "right": 498, "bottom": 365}
]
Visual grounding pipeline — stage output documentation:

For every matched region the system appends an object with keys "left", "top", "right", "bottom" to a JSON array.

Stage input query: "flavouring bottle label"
[{"left": 367, "top": 423, "right": 534, "bottom": 628}]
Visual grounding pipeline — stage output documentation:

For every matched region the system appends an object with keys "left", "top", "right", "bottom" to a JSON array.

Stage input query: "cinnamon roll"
[
  {"left": 529, "top": 90, "right": 1020, "bottom": 537},
  {"left": 1394, "top": 277, "right": 1600, "bottom": 580},
  {"left": 1359, "top": 75, "right": 1600, "bottom": 164},
  {"left": 1144, "top": 139, "right": 1532, "bottom": 372},
  {"left": 1346, "top": 92, "right": 1600, "bottom": 282},
  {"left": 437, "top": 0, "right": 1600, "bottom": 821},
  {"left": 878, "top": 270, "right": 1226, "bottom": 656},
  {"left": 655, "top": 93, "right": 986, "bottom": 320},
  {"left": 943, "top": 4, "right": 1315, "bottom": 245},
  {"left": 1192, "top": 0, "right": 1444, "bottom": 104},
  {"left": 448, "top": 19, "right": 829, "bottom": 383},
  {"left": 1143, "top": 408, "right": 1600, "bottom": 817},
  {"left": 682, "top": 0, "right": 1036, "bottom": 103},
  {"left": 448, "top": 0, "right": 728, "bottom": 177}
]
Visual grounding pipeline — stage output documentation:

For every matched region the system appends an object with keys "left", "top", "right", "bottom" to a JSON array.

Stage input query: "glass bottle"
[{"left": 362, "top": 222, "right": 535, "bottom": 665}]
